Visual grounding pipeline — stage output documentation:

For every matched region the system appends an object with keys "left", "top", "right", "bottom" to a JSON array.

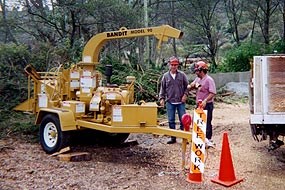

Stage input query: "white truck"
[{"left": 249, "top": 55, "right": 285, "bottom": 151}]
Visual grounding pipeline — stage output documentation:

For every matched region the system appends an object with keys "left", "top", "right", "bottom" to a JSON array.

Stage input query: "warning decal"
[{"left": 113, "top": 105, "right": 123, "bottom": 122}]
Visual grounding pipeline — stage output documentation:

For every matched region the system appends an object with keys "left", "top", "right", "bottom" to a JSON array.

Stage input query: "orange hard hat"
[
  {"left": 194, "top": 61, "right": 208, "bottom": 71},
  {"left": 169, "top": 56, "right": 179, "bottom": 65}
]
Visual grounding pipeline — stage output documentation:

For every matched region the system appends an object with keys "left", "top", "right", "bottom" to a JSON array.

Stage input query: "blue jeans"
[{"left": 166, "top": 102, "right": 186, "bottom": 131}]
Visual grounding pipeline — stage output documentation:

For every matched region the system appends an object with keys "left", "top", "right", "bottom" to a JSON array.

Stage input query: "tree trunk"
[
  {"left": 250, "top": 5, "right": 259, "bottom": 44},
  {"left": 144, "top": 0, "right": 150, "bottom": 69},
  {"left": 138, "top": 38, "right": 145, "bottom": 71},
  {"left": 207, "top": 30, "right": 218, "bottom": 70},
  {"left": 264, "top": 0, "right": 270, "bottom": 45},
  {"left": 0, "top": 0, "right": 17, "bottom": 44},
  {"left": 224, "top": 0, "right": 242, "bottom": 45},
  {"left": 170, "top": 1, "right": 177, "bottom": 57},
  {"left": 282, "top": 0, "right": 285, "bottom": 41}
]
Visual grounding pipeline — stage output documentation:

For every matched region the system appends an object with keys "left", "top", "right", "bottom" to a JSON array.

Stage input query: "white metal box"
[
  {"left": 250, "top": 56, "right": 285, "bottom": 124},
  {"left": 61, "top": 100, "right": 85, "bottom": 118}
]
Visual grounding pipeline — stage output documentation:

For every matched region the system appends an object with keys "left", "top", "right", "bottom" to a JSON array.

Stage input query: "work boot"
[{"left": 167, "top": 137, "right": 176, "bottom": 144}]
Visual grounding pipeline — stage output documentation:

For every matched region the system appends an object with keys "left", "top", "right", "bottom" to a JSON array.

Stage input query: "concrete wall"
[{"left": 187, "top": 71, "right": 250, "bottom": 89}]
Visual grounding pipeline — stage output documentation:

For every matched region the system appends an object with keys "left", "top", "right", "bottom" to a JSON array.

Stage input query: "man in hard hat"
[
  {"left": 188, "top": 60, "right": 216, "bottom": 148},
  {"left": 159, "top": 56, "right": 189, "bottom": 144}
]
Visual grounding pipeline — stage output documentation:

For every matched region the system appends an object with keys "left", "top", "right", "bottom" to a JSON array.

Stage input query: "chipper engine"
[{"left": 14, "top": 25, "right": 191, "bottom": 160}]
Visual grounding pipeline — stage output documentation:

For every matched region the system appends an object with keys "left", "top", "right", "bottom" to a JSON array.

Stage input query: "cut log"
[
  {"left": 57, "top": 152, "right": 91, "bottom": 162},
  {"left": 49, "top": 147, "right": 70, "bottom": 157}
]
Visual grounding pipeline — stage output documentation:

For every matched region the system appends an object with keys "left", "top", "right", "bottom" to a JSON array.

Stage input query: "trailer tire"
[{"left": 39, "top": 114, "right": 70, "bottom": 154}]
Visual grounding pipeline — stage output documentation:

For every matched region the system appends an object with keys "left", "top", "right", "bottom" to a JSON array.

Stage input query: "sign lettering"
[{"left": 107, "top": 31, "right": 127, "bottom": 37}]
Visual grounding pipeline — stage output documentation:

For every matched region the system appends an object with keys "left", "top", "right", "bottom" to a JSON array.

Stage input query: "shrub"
[
  {"left": 270, "top": 40, "right": 285, "bottom": 54},
  {"left": 219, "top": 42, "right": 263, "bottom": 72}
]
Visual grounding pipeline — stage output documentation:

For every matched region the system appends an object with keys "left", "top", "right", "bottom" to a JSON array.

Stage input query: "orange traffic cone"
[
  {"left": 211, "top": 132, "right": 243, "bottom": 187},
  {"left": 186, "top": 172, "right": 202, "bottom": 183}
]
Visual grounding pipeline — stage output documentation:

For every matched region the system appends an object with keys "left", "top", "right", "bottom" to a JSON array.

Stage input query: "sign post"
[{"left": 186, "top": 101, "right": 207, "bottom": 183}]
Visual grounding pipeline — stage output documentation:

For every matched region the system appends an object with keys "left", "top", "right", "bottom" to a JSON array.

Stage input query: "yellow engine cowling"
[{"left": 89, "top": 76, "right": 135, "bottom": 124}]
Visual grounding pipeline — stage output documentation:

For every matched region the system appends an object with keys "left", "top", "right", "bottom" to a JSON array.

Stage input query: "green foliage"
[
  {"left": 0, "top": 43, "right": 30, "bottom": 109},
  {"left": 0, "top": 111, "right": 38, "bottom": 141},
  {"left": 84, "top": 0, "right": 142, "bottom": 28},
  {"left": 270, "top": 40, "right": 285, "bottom": 54},
  {"left": 0, "top": 43, "right": 38, "bottom": 140},
  {"left": 218, "top": 42, "right": 263, "bottom": 72},
  {"left": 219, "top": 40, "right": 285, "bottom": 72},
  {"left": 28, "top": 42, "right": 81, "bottom": 72},
  {"left": 57, "top": 37, "right": 85, "bottom": 64},
  {"left": 0, "top": 43, "right": 30, "bottom": 74},
  {"left": 98, "top": 55, "right": 162, "bottom": 103}
]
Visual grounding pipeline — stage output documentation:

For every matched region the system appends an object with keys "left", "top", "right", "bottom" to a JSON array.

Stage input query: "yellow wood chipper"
[{"left": 14, "top": 25, "right": 191, "bottom": 165}]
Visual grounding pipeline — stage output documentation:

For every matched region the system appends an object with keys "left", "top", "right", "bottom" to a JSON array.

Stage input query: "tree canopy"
[
  {"left": 1, "top": 0, "right": 285, "bottom": 67},
  {"left": 1, "top": 0, "right": 285, "bottom": 138}
]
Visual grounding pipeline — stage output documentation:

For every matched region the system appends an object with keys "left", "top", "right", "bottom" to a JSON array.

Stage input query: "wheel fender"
[{"left": 36, "top": 108, "right": 77, "bottom": 131}]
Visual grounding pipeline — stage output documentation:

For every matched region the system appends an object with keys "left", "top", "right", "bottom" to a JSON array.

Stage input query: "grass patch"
[{"left": 0, "top": 111, "right": 38, "bottom": 143}]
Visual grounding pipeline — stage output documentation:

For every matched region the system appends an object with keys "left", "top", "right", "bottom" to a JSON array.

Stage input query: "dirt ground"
[{"left": 0, "top": 100, "right": 285, "bottom": 190}]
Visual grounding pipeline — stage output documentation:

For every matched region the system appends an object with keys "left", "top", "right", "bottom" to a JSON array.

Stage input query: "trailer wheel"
[{"left": 39, "top": 114, "right": 70, "bottom": 154}]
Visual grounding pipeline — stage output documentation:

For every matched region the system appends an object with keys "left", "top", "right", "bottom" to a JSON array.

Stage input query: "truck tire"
[{"left": 39, "top": 114, "right": 70, "bottom": 154}]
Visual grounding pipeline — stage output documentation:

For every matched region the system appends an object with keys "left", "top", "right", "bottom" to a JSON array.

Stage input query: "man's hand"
[
  {"left": 182, "top": 94, "right": 187, "bottom": 103},
  {"left": 160, "top": 99, "right": 165, "bottom": 107},
  {"left": 187, "top": 83, "right": 201, "bottom": 90},
  {"left": 202, "top": 99, "right": 207, "bottom": 108},
  {"left": 187, "top": 83, "right": 195, "bottom": 90}
]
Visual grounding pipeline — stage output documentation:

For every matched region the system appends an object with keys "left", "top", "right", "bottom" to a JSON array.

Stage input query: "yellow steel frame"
[
  {"left": 82, "top": 25, "right": 183, "bottom": 63},
  {"left": 76, "top": 119, "right": 191, "bottom": 168}
]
